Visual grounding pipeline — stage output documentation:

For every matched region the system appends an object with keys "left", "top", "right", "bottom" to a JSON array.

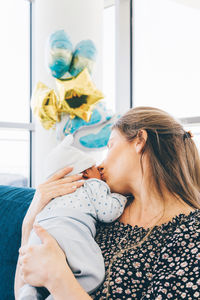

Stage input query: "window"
[
  {"left": 0, "top": 0, "right": 32, "bottom": 187},
  {"left": 132, "top": 0, "right": 200, "bottom": 151},
  {"left": 132, "top": 0, "right": 200, "bottom": 118},
  {"left": 0, "top": 0, "right": 30, "bottom": 123},
  {"left": 0, "top": 129, "right": 30, "bottom": 186}
]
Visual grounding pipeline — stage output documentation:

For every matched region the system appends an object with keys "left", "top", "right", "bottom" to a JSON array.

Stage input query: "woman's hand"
[
  {"left": 18, "top": 224, "right": 91, "bottom": 300},
  {"left": 14, "top": 166, "right": 85, "bottom": 299},
  {"left": 22, "top": 166, "right": 84, "bottom": 230},
  {"left": 19, "top": 224, "right": 67, "bottom": 288}
]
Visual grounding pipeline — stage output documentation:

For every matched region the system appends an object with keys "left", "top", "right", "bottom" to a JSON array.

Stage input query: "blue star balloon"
[
  {"left": 72, "top": 113, "right": 121, "bottom": 151},
  {"left": 63, "top": 102, "right": 112, "bottom": 135},
  {"left": 56, "top": 101, "right": 121, "bottom": 151}
]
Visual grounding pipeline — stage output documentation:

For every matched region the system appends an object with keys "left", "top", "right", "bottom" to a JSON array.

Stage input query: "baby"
[{"left": 18, "top": 135, "right": 127, "bottom": 300}]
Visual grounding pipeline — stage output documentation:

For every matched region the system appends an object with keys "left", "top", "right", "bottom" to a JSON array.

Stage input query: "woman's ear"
[{"left": 135, "top": 129, "right": 148, "bottom": 154}]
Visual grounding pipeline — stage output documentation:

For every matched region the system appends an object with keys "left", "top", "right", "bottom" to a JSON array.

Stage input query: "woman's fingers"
[
  {"left": 18, "top": 255, "right": 24, "bottom": 266},
  {"left": 19, "top": 245, "right": 28, "bottom": 256},
  {"left": 17, "top": 229, "right": 68, "bottom": 288},
  {"left": 53, "top": 173, "right": 84, "bottom": 186},
  {"left": 33, "top": 224, "right": 51, "bottom": 244},
  {"left": 26, "top": 167, "right": 86, "bottom": 215},
  {"left": 30, "top": 178, "right": 85, "bottom": 210},
  {"left": 45, "top": 166, "right": 74, "bottom": 183},
  {"left": 44, "top": 180, "right": 85, "bottom": 200}
]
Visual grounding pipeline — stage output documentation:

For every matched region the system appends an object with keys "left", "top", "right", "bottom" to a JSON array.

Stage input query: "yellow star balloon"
[
  {"left": 31, "top": 82, "right": 60, "bottom": 129},
  {"left": 56, "top": 68, "right": 104, "bottom": 122}
]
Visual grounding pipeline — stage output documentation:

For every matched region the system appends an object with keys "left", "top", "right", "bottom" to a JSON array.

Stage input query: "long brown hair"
[
  {"left": 112, "top": 106, "right": 200, "bottom": 209},
  {"left": 105, "top": 107, "right": 200, "bottom": 298}
]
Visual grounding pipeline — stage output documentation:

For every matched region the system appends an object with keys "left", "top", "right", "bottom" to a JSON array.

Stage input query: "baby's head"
[
  {"left": 82, "top": 165, "right": 101, "bottom": 180},
  {"left": 44, "top": 135, "right": 103, "bottom": 180}
]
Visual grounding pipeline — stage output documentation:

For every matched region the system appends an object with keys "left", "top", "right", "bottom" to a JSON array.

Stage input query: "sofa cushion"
[{"left": 0, "top": 185, "right": 35, "bottom": 300}]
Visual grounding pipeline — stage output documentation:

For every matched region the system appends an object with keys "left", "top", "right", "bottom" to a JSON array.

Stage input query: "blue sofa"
[{"left": 0, "top": 185, "right": 35, "bottom": 299}]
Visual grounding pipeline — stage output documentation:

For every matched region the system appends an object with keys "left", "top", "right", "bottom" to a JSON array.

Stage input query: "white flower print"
[
  {"left": 116, "top": 287, "right": 122, "bottom": 293},
  {"left": 176, "top": 269, "right": 185, "bottom": 276},
  {"left": 133, "top": 261, "right": 141, "bottom": 268},
  {"left": 186, "top": 282, "right": 193, "bottom": 288},
  {"left": 89, "top": 210, "right": 200, "bottom": 300},
  {"left": 115, "top": 277, "right": 122, "bottom": 284},
  {"left": 181, "top": 292, "right": 187, "bottom": 298},
  {"left": 191, "top": 247, "right": 198, "bottom": 254},
  {"left": 180, "top": 261, "right": 188, "bottom": 267},
  {"left": 119, "top": 269, "right": 125, "bottom": 275},
  {"left": 136, "top": 271, "right": 142, "bottom": 277},
  {"left": 196, "top": 253, "right": 200, "bottom": 260},
  {"left": 125, "top": 288, "right": 131, "bottom": 294}
]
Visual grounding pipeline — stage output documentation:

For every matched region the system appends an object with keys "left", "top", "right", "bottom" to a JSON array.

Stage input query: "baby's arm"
[{"left": 85, "top": 179, "right": 127, "bottom": 223}]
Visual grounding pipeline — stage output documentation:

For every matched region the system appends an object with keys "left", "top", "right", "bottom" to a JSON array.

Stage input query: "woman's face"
[{"left": 98, "top": 129, "right": 140, "bottom": 195}]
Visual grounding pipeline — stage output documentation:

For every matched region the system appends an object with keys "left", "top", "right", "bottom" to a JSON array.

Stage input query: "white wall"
[{"left": 32, "top": 0, "right": 104, "bottom": 186}]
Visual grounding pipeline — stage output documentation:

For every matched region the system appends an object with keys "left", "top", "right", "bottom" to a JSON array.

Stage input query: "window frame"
[
  {"left": 0, "top": 1, "right": 35, "bottom": 187},
  {"left": 103, "top": 0, "right": 133, "bottom": 113}
]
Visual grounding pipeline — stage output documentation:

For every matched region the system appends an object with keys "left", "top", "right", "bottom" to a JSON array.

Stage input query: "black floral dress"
[{"left": 90, "top": 209, "right": 200, "bottom": 300}]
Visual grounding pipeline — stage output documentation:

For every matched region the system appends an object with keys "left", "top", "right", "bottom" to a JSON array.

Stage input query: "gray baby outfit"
[{"left": 19, "top": 178, "right": 127, "bottom": 300}]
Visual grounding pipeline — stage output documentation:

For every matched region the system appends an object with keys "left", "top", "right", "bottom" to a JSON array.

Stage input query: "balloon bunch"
[
  {"left": 31, "top": 29, "right": 120, "bottom": 151},
  {"left": 48, "top": 30, "right": 97, "bottom": 79}
]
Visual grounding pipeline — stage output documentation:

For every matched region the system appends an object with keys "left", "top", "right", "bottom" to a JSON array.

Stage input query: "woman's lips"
[
  {"left": 100, "top": 172, "right": 106, "bottom": 181},
  {"left": 97, "top": 167, "right": 106, "bottom": 181}
]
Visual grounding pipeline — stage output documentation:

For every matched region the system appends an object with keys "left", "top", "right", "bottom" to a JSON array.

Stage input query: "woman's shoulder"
[
  {"left": 96, "top": 208, "right": 200, "bottom": 230},
  {"left": 173, "top": 208, "right": 200, "bottom": 234},
  {"left": 154, "top": 208, "right": 200, "bottom": 243},
  {"left": 161, "top": 209, "right": 200, "bottom": 255},
  {"left": 173, "top": 209, "right": 200, "bottom": 245},
  {"left": 95, "top": 209, "right": 200, "bottom": 244}
]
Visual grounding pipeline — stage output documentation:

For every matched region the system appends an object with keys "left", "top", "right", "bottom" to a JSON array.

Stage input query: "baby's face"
[{"left": 82, "top": 165, "right": 101, "bottom": 180}]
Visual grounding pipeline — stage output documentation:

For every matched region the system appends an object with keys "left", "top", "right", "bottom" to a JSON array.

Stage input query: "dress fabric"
[{"left": 90, "top": 209, "right": 200, "bottom": 300}]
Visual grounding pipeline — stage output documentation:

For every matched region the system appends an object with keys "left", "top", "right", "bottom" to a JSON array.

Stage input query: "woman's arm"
[
  {"left": 18, "top": 224, "right": 92, "bottom": 300},
  {"left": 14, "top": 221, "right": 36, "bottom": 298},
  {"left": 14, "top": 166, "right": 85, "bottom": 299}
]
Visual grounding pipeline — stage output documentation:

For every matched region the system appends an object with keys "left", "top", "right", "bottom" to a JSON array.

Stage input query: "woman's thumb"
[{"left": 33, "top": 223, "right": 52, "bottom": 244}]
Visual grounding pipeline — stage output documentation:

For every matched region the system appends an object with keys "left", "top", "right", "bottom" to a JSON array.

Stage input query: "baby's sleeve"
[{"left": 85, "top": 179, "right": 127, "bottom": 223}]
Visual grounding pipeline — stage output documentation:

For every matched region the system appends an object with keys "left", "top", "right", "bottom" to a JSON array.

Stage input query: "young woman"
[{"left": 15, "top": 106, "right": 200, "bottom": 299}]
